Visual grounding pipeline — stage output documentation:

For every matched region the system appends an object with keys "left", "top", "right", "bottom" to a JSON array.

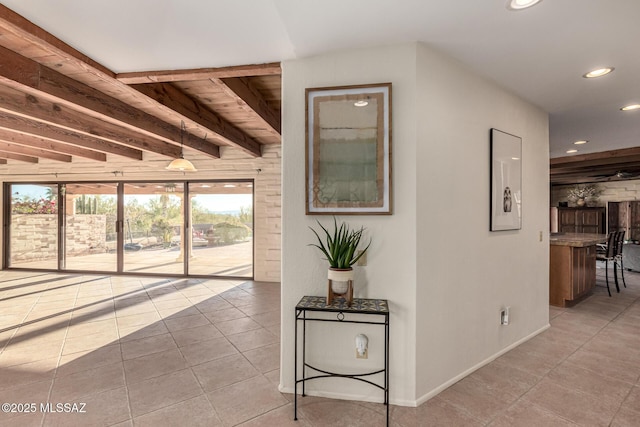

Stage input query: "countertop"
[{"left": 549, "top": 233, "right": 607, "bottom": 247}]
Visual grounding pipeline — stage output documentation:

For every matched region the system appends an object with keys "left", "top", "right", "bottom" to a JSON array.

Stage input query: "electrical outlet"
[
  {"left": 500, "top": 307, "right": 510, "bottom": 325},
  {"left": 356, "top": 348, "right": 368, "bottom": 359},
  {"left": 356, "top": 250, "right": 367, "bottom": 266}
]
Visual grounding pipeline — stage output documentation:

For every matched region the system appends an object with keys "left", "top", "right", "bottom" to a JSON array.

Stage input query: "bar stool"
[
  {"left": 615, "top": 230, "right": 627, "bottom": 289},
  {"left": 596, "top": 231, "right": 618, "bottom": 297}
]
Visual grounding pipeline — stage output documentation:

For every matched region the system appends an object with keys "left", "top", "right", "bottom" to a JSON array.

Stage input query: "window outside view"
[{"left": 7, "top": 182, "right": 253, "bottom": 278}]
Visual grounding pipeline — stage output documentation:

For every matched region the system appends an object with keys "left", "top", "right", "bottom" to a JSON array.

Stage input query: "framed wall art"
[
  {"left": 490, "top": 128, "right": 522, "bottom": 231},
  {"left": 305, "top": 83, "right": 392, "bottom": 215}
]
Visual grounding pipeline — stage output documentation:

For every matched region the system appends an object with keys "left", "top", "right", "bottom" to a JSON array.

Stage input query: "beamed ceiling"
[
  {"left": 0, "top": 5, "right": 281, "bottom": 167},
  {"left": 1, "top": 4, "right": 636, "bottom": 187},
  {"left": 550, "top": 147, "right": 640, "bottom": 186}
]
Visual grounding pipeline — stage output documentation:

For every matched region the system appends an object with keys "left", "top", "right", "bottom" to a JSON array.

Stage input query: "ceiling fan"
[{"left": 591, "top": 170, "right": 640, "bottom": 181}]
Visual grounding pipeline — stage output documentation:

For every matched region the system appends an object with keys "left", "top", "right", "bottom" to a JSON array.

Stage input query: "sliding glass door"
[
  {"left": 7, "top": 184, "right": 59, "bottom": 269},
  {"left": 123, "top": 182, "right": 185, "bottom": 275},
  {"left": 188, "top": 182, "right": 253, "bottom": 277},
  {"left": 4, "top": 180, "right": 253, "bottom": 279},
  {"left": 63, "top": 183, "right": 118, "bottom": 272}
]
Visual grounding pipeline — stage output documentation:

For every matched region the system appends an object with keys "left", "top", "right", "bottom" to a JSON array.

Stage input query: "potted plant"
[
  {"left": 566, "top": 184, "right": 601, "bottom": 207},
  {"left": 309, "top": 217, "right": 371, "bottom": 305}
]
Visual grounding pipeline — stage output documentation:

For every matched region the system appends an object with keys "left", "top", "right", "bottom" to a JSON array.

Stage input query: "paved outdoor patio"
[{"left": 9, "top": 241, "right": 253, "bottom": 277}]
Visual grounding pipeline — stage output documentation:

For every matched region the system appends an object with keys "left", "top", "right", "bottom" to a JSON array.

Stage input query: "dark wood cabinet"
[
  {"left": 607, "top": 201, "right": 640, "bottom": 240},
  {"left": 551, "top": 207, "right": 605, "bottom": 234}
]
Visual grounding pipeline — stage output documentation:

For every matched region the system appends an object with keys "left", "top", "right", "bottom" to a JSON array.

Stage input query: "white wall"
[
  {"left": 415, "top": 44, "right": 550, "bottom": 402},
  {"left": 0, "top": 145, "right": 281, "bottom": 282},
  {"left": 281, "top": 43, "right": 418, "bottom": 405},
  {"left": 281, "top": 42, "right": 550, "bottom": 406}
]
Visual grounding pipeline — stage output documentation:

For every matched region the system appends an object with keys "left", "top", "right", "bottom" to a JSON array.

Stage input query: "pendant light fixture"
[{"left": 166, "top": 121, "right": 197, "bottom": 171}]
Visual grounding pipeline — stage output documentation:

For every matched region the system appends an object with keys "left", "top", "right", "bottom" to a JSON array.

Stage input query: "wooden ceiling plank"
[
  {"left": 0, "top": 45, "right": 213, "bottom": 158},
  {"left": 131, "top": 83, "right": 260, "bottom": 157},
  {"left": 550, "top": 161, "right": 640, "bottom": 175},
  {"left": 216, "top": 77, "right": 281, "bottom": 134},
  {"left": 116, "top": 63, "right": 282, "bottom": 84},
  {"left": 0, "top": 128, "right": 106, "bottom": 161},
  {"left": 0, "top": 83, "right": 182, "bottom": 158},
  {"left": 0, "top": 7, "right": 274, "bottom": 161},
  {"left": 0, "top": 149, "right": 38, "bottom": 163},
  {"left": 550, "top": 148, "right": 640, "bottom": 184},
  {"left": 550, "top": 155, "right": 640, "bottom": 171},
  {"left": 0, "top": 5, "right": 115, "bottom": 78},
  {"left": 0, "top": 112, "right": 142, "bottom": 160},
  {"left": 0, "top": 140, "right": 71, "bottom": 162},
  {"left": 550, "top": 147, "right": 640, "bottom": 166}
]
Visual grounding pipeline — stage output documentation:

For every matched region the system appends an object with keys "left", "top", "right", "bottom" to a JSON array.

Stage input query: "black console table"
[{"left": 294, "top": 296, "right": 390, "bottom": 426}]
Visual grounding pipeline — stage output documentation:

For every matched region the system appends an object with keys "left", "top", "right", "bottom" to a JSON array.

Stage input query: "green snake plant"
[{"left": 309, "top": 217, "right": 371, "bottom": 269}]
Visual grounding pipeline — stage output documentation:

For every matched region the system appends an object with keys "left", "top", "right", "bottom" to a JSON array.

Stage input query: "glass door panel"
[
  {"left": 123, "top": 183, "right": 185, "bottom": 275},
  {"left": 63, "top": 183, "right": 118, "bottom": 272},
  {"left": 188, "top": 182, "right": 253, "bottom": 277},
  {"left": 8, "top": 184, "right": 59, "bottom": 269}
]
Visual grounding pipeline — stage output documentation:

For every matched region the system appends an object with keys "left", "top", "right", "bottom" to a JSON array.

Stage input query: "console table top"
[{"left": 296, "top": 296, "right": 389, "bottom": 314}]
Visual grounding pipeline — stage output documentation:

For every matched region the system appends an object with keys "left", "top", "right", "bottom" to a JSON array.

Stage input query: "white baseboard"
[
  {"left": 278, "top": 384, "right": 416, "bottom": 407},
  {"left": 279, "top": 323, "right": 551, "bottom": 408},
  {"left": 414, "top": 323, "right": 551, "bottom": 406}
]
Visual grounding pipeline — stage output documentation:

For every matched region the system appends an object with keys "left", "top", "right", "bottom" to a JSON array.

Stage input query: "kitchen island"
[{"left": 549, "top": 233, "right": 607, "bottom": 307}]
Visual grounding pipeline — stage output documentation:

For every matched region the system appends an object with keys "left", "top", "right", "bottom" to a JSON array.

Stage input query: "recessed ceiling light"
[
  {"left": 511, "top": 157, "right": 520, "bottom": 160},
  {"left": 574, "top": 140, "right": 588, "bottom": 145},
  {"left": 354, "top": 100, "right": 369, "bottom": 107},
  {"left": 583, "top": 68, "right": 614, "bottom": 78},
  {"left": 507, "top": 0, "right": 542, "bottom": 11},
  {"left": 566, "top": 149, "right": 578, "bottom": 154},
  {"left": 621, "top": 104, "right": 640, "bottom": 111}
]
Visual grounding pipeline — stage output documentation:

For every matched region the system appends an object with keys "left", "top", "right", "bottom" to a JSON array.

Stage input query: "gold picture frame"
[{"left": 305, "top": 83, "right": 392, "bottom": 215}]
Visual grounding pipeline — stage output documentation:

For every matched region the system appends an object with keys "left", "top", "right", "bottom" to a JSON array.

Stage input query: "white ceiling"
[{"left": 2, "top": 0, "right": 638, "bottom": 158}]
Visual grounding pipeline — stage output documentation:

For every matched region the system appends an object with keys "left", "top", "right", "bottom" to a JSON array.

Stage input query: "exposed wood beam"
[
  {"left": 216, "top": 77, "right": 281, "bottom": 134},
  {"left": 550, "top": 161, "right": 640, "bottom": 175},
  {"left": 0, "top": 128, "right": 106, "bottom": 161},
  {"left": 0, "top": 5, "right": 114, "bottom": 78},
  {"left": 0, "top": 159, "right": 7, "bottom": 165},
  {"left": 550, "top": 147, "right": 640, "bottom": 166},
  {"left": 0, "top": 140, "right": 71, "bottom": 162},
  {"left": 550, "top": 156, "right": 640, "bottom": 172},
  {"left": 0, "top": 45, "right": 216, "bottom": 158},
  {"left": 0, "top": 150, "right": 37, "bottom": 163},
  {"left": 550, "top": 165, "right": 640, "bottom": 179},
  {"left": 0, "top": 83, "right": 182, "bottom": 158},
  {"left": 549, "top": 148, "right": 640, "bottom": 185},
  {"left": 116, "top": 63, "right": 281, "bottom": 84},
  {"left": 131, "top": 83, "right": 260, "bottom": 157},
  {"left": 0, "top": 112, "right": 142, "bottom": 160}
]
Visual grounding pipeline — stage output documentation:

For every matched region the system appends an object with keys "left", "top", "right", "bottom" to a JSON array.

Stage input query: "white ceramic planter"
[{"left": 328, "top": 268, "right": 353, "bottom": 294}]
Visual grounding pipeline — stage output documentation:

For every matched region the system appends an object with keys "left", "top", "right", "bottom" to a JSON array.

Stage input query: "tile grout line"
[
  {"left": 0, "top": 273, "right": 56, "bottom": 354},
  {"left": 43, "top": 273, "right": 82, "bottom": 427},
  {"left": 604, "top": 285, "right": 640, "bottom": 424},
  {"left": 151, "top": 278, "right": 226, "bottom": 424},
  {"left": 507, "top": 287, "right": 640, "bottom": 425},
  {"left": 110, "top": 276, "right": 135, "bottom": 426},
  {"left": 120, "top": 279, "right": 225, "bottom": 423},
  {"left": 478, "top": 286, "right": 639, "bottom": 426}
]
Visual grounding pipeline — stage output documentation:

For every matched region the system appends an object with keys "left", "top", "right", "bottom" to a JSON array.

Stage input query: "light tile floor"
[{"left": 0, "top": 269, "right": 639, "bottom": 426}]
